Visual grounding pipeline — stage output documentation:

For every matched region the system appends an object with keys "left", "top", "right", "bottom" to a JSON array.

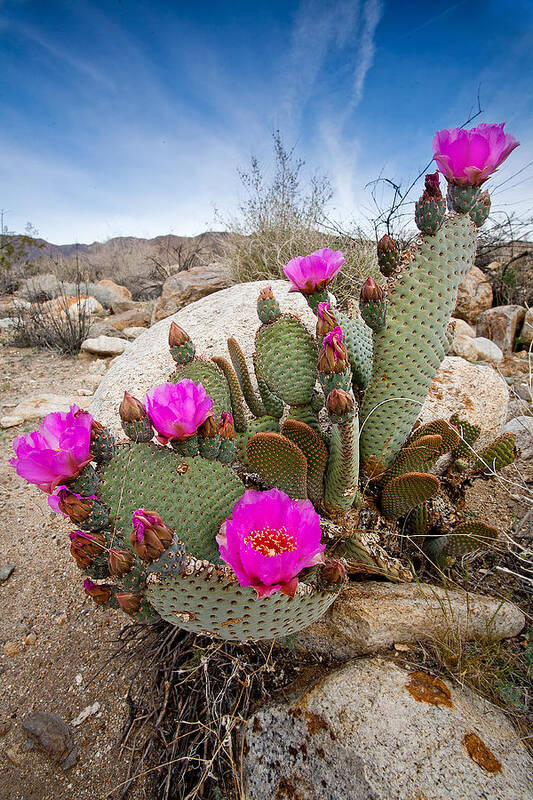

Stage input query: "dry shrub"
[{"left": 222, "top": 131, "right": 378, "bottom": 308}]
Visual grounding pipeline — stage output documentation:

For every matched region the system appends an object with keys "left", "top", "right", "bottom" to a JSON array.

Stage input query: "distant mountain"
[{"left": 29, "top": 230, "right": 231, "bottom": 280}]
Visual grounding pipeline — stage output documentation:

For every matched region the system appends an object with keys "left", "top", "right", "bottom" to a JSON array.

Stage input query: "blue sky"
[{"left": 1, "top": 0, "right": 532, "bottom": 244}]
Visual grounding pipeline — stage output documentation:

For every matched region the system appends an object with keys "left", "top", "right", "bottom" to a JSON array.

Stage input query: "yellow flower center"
[{"left": 245, "top": 525, "right": 297, "bottom": 557}]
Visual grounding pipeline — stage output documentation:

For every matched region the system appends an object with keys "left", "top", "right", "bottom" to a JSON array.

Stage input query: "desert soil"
[{"left": 0, "top": 347, "right": 148, "bottom": 800}]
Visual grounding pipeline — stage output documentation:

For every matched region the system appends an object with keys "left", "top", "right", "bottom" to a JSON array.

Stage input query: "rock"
[
  {"left": 86, "top": 321, "right": 128, "bottom": 340},
  {"left": 0, "top": 719, "right": 12, "bottom": 737},
  {"left": 450, "top": 317, "right": 476, "bottom": 338},
  {"left": 4, "top": 641, "right": 21, "bottom": 657},
  {"left": 293, "top": 582, "right": 525, "bottom": 660},
  {"left": 0, "top": 415, "right": 24, "bottom": 428},
  {"left": 0, "top": 297, "right": 30, "bottom": 318},
  {"left": 70, "top": 702, "right": 101, "bottom": 727},
  {"left": 471, "top": 336, "right": 503, "bottom": 364},
  {"left": 106, "top": 307, "right": 150, "bottom": 331},
  {"left": 5, "top": 745, "right": 24, "bottom": 767},
  {"left": 152, "top": 263, "right": 232, "bottom": 323},
  {"left": 503, "top": 416, "right": 533, "bottom": 461},
  {"left": 24, "top": 632, "right": 37, "bottom": 646},
  {"left": 418, "top": 356, "right": 509, "bottom": 447},
  {"left": 65, "top": 296, "right": 104, "bottom": 318},
  {"left": 0, "top": 394, "right": 90, "bottom": 425},
  {"left": 109, "top": 298, "right": 139, "bottom": 314},
  {"left": 80, "top": 335, "right": 128, "bottom": 357},
  {"left": 40, "top": 295, "right": 79, "bottom": 315},
  {"left": 22, "top": 711, "right": 78, "bottom": 770},
  {"left": 477, "top": 305, "right": 526, "bottom": 354},
  {"left": 454, "top": 265, "right": 493, "bottom": 325},
  {"left": 507, "top": 399, "right": 532, "bottom": 422},
  {"left": 451, "top": 334, "right": 478, "bottom": 361},
  {"left": 0, "top": 318, "right": 15, "bottom": 330},
  {"left": 122, "top": 326, "right": 147, "bottom": 339},
  {"left": 91, "top": 280, "right": 315, "bottom": 435},
  {"left": 96, "top": 279, "right": 132, "bottom": 307},
  {"left": 243, "top": 658, "right": 533, "bottom": 800},
  {"left": 0, "top": 564, "right": 15, "bottom": 582},
  {"left": 520, "top": 307, "right": 533, "bottom": 347}
]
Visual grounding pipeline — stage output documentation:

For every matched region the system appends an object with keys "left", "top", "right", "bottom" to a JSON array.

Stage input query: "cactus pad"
[
  {"left": 360, "top": 215, "right": 476, "bottom": 474},
  {"left": 324, "top": 418, "right": 360, "bottom": 513},
  {"left": 409, "top": 418, "right": 460, "bottom": 455},
  {"left": 255, "top": 315, "right": 318, "bottom": 406},
  {"left": 281, "top": 419, "right": 328, "bottom": 505},
  {"left": 450, "top": 414, "right": 481, "bottom": 459},
  {"left": 211, "top": 356, "right": 248, "bottom": 433},
  {"left": 246, "top": 432, "right": 307, "bottom": 499},
  {"left": 469, "top": 433, "right": 518, "bottom": 473},
  {"left": 237, "top": 415, "right": 280, "bottom": 464},
  {"left": 69, "top": 464, "right": 99, "bottom": 496},
  {"left": 423, "top": 521, "right": 498, "bottom": 568},
  {"left": 384, "top": 434, "right": 443, "bottom": 482},
  {"left": 253, "top": 352, "right": 284, "bottom": 419},
  {"left": 170, "top": 357, "right": 231, "bottom": 421},
  {"left": 145, "top": 558, "right": 337, "bottom": 642},
  {"left": 227, "top": 337, "right": 266, "bottom": 418},
  {"left": 336, "top": 309, "right": 373, "bottom": 390},
  {"left": 381, "top": 472, "right": 440, "bottom": 520},
  {"left": 97, "top": 443, "right": 244, "bottom": 563}
]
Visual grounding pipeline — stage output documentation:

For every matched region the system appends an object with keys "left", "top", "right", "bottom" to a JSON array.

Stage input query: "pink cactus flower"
[
  {"left": 283, "top": 248, "right": 345, "bottom": 294},
  {"left": 433, "top": 123, "right": 519, "bottom": 186},
  {"left": 143, "top": 380, "right": 213, "bottom": 445},
  {"left": 9, "top": 406, "right": 93, "bottom": 493},
  {"left": 216, "top": 488, "right": 326, "bottom": 598}
]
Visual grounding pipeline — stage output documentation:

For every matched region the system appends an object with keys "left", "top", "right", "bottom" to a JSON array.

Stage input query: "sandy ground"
[{"left": 0, "top": 347, "right": 148, "bottom": 800}]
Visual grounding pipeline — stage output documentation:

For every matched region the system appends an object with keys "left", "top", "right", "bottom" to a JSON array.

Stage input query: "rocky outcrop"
[
  {"left": 152, "top": 263, "right": 232, "bottom": 323},
  {"left": 453, "top": 265, "right": 493, "bottom": 325},
  {"left": 418, "top": 356, "right": 509, "bottom": 446},
  {"left": 244, "top": 658, "right": 533, "bottom": 800},
  {"left": 106, "top": 306, "right": 151, "bottom": 330},
  {"left": 292, "top": 582, "right": 524, "bottom": 660},
  {"left": 520, "top": 307, "right": 533, "bottom": 347}
]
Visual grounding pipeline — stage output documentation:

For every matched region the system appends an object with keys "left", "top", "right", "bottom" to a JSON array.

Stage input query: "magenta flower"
[
  {"left": 9, "top": 406, "right": 93, "bottom": 493},
  {"left": 143, "top": 380, "right": 213, "bottom": 445},
  {"left": 216, "top": 489, "right": 325, "bottom": 598},
  {"left": 283, "top": 248, "right": 345, "bottom": 294},
  {"left": 433, "top": 123, "right": 519, "bottom": 186}
]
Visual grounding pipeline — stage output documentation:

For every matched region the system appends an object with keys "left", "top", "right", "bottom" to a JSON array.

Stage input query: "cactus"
[
  {"left": 359, "top": 214, "right": 477, "bottom": 475},
  {"left": 423, "top": 521, "right": 499, "bottom": 568},
  {"left": 14, "top": 126, "right": 520, "bottom": 643}
]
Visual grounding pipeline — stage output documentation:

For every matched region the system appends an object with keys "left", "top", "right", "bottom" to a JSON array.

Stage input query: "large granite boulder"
[
  {"left": 418, "top": 356, "right": 509, "bottom": 447},
  {"left": 519, "top": 306, "right": 533, "bottom": 348},
  {"left": 91, "top": 280, "right": 315, "bottom": 433},
  {"left": 152, "top": 263, "right": 232, "bottom": 323},
  {"left": 244, "top": 658, "right": 533, "bottom": 800}
]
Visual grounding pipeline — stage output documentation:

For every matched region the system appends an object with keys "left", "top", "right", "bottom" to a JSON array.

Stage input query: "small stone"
[
  {"left": 471, "top": 336, "right": 503, "bottom": 364},
  {"left": 80, "top": 335, "right": 128, "bottom": 357},
  {"left": 24, "top": 632, "right": 37, "bottom": 646},
  {"left": 0, "top": 416, "right": 24, "bottom": 428},
  {"left": 75, "top": 673, "right": 82, "bottom": 686},
  {"left": 22, "top": 711, "right": 78, "bottom": 770},
  {"left": 4, "top": 641, "right": 21, "bottom": 657},
  {"left": 0, "top": 564, "right": 15, "bottom": 582},
  {"left": 503, "top": 416, "right": 533, "bottom": 461},
  {"left": 122, "top": 326, "right": 147, "bottom": 339},
  {"left": 70, "top": 702, "right": 101, "bottom": 727},
  {"left": 54, "top": 612, "right": 67, "bottom": 625},
  {"left": 454, "top": 265, "right": 493, "bottom": 325},
  {"left": 6, "top": 745, "right": 24, "bottom": 767},
  {"left": 0, "top": 719, "right": 12, "bottom": 737}
]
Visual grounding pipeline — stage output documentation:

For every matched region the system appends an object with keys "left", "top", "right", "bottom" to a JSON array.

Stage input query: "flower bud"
[
  {"left": 421, "top": 171, "right": 442, "bottom": 201},
  {"left": 377, "top": 234, "right": 400, "bottom": 277},
  {"left": 316, "top": 302, "right": 338, "bottom": 338},
  {"left": 168, "top": 321, "right": 190, "bottom": 347},
  {"left": 258, "top": 286, "right": 275, "bottom": 302},
  {"left": 58, "top": 490, "right": 93, "bottom": 524},
  {"left": 119, "top": 391, "right": 145, "bottom": 423},
  {"left": 115, "top": 592, "right": 142, "bottom": 616},
  {"left": 218, "top": 412, "right": 235, "bottom": 440},
  {"left": 69, "top": 530, "right": 104, "bottom": 566},
  {"left": 83, "top": 578, "right": 112, "bottom": 606},
  {"left": 359, "top": 276, "right": 384, "bottom": 304},
  {"left": 198, "top": 415, "right": 218, "bottom": 439},
  {"left": 325, "top": 388, "right": 355, "bottom": 417},
  {"left": 321, "top": 559, "right": 347, "bottom": 585},
  {"left": 108, "top": 547, "right": 135, "bottom": 577},
  {"left": 130, "top": 509, "right": 173, "bottom": 562},
  {"left": 318, "top": 327, "right": 349, "bottom": 374}
]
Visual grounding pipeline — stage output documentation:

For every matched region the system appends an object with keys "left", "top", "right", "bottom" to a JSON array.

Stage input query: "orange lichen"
[
  {"left": 405, "top": 670, "right": 453, "bottom": 707},
  {"left": 463, "top": 732, "right": 502, "bottom": 773}
]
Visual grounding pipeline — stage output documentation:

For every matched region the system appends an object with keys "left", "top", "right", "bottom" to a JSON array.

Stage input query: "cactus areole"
[{"left": 11, "top": 126, "right": 519, "bottom": 642}]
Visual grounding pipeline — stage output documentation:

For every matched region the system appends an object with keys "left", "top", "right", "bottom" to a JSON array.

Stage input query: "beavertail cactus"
[{"left": 12, "top": 124, "right": 519, "bottom": 642}]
